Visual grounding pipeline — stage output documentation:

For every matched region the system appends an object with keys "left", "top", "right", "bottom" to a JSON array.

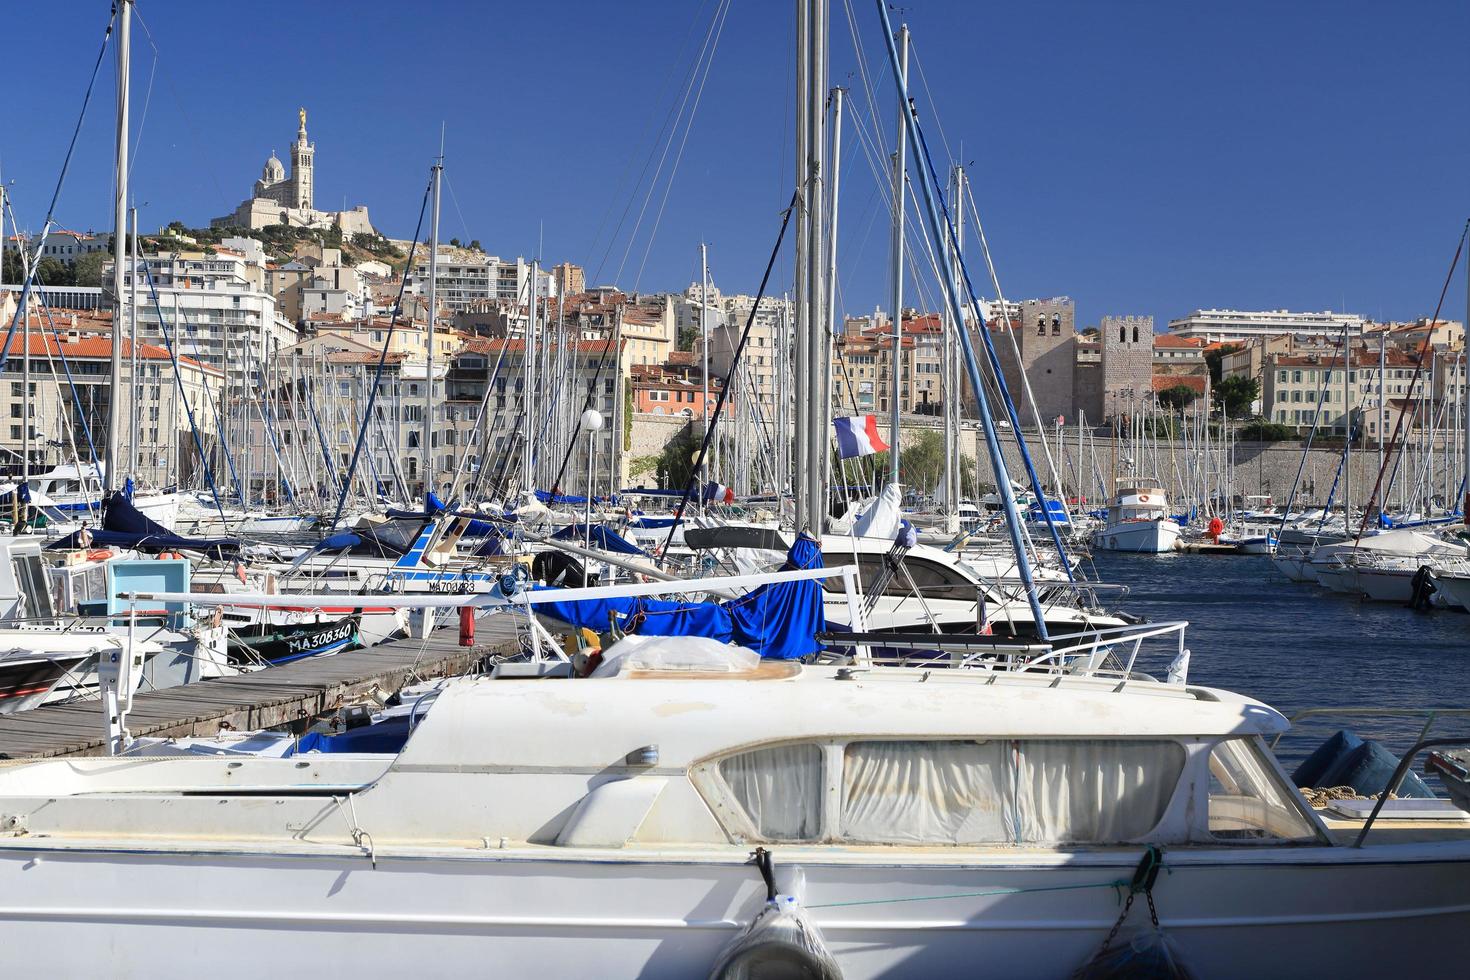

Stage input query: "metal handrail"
[{"left": 1352, "top": 735, "right": 1470, "bottom": 847}]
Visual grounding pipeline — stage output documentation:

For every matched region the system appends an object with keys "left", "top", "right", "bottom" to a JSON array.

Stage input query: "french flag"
[
  {"left": 833, "top": 415, "right": 891, "bottom": 458},
  {"left": 702, "top": 481, "right": 735, "bottom": 504}
]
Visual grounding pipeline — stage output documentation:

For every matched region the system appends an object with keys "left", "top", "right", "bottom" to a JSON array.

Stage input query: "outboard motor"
[{"left": 1408, "top": 565, "right": 1438, "bottom": 610}]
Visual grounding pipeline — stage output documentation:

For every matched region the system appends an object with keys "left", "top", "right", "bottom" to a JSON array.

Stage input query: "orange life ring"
[
  {"left": 1139, "top": 494, "right": 1150, "bottom": 503},
  {"left": 86, "top": 549, "right": 113, "bottom": 562}
]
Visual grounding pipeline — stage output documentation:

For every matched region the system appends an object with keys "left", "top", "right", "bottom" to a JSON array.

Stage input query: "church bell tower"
[{"left": 291, "top": 107, "right": 314, "bottom": 210}]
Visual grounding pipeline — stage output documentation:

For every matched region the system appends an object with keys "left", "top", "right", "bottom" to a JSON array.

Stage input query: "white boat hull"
[
  {"left": 1, "top": 844, "right": 1467, "bottom": 978},
  {"left": 1430, "top": 571, "right": 1470, "bottom": 612},
  {"left": 1092, "top": 519, "right": 1180, "bottom": 554}
]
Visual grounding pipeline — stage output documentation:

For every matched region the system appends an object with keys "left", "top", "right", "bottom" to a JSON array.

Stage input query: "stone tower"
[
  {"left": 1100, "top": 314, "right": 1155, "bottom": 420},
  {"left": 290, "top": 107, "right": 314, "bottom": 210}
]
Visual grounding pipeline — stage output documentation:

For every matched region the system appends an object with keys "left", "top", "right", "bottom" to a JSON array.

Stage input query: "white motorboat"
[
  {"left": 1427, "top": 563, "right": 1470, "bottom": 611},
  {"left": 27, "top": 463, "right": 180, "bottom": 531},
  {"left": 0, "top": 614, "right": 1466, "bottom": 977},
  {"left": 1091, "top": 482, "right": 1180, "bottom": 553}
]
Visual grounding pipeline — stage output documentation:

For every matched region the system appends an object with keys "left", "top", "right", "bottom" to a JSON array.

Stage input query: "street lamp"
[{"left": 581, "top": 408, "right": 604, "bottom": 554}]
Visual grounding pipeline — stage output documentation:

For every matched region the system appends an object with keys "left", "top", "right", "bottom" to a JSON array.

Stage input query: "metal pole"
[
  {"left": 701, "top": 242, "right": 711, "bottom": 483},
  {"left": 805, "top": 0, "right": 829, "bottom": 531},
  {"left": 524, "top": 260, "right": 539, "bottom": 498},
  {"left": 106, "top": 0, "right": 132, "bottom": 492},
  {"left": 793, "top": 0, "right": 811, "bottom": 531},
  {"left": 822, "top": 85, "right": 843, "bottom": 522},
  {"left": 424, "top": 155, "right": 442, "bottom": 500},
  {"left": 127, "top": 205, "right": 139, "bottom": 484},
  {"left": 887, "top": 25, "right": 909, "bottom": 485}
]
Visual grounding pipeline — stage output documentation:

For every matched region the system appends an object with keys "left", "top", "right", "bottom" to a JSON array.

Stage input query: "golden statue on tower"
[{"left": 298, "top": 106, "right": 307, "bottom": 130}]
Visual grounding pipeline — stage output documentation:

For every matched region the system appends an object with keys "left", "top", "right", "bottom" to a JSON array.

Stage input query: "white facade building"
[
  {"left": 406, "top": 250, "right": 555, "bottom": 313},
  {"left": 1168, "top": 308, "right": 1364, "bottom": 344}
]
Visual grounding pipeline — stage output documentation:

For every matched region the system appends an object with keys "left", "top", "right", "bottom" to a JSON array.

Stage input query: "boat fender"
[
  {"left": 709, "top": 848, "right": 842, "bottom": 980},
  {"left": 1074, "top": 846, "right": 1195, "bottom": 979},
  {"left": 1408, "top": 565, "right": 1437, "bottom": 611}
]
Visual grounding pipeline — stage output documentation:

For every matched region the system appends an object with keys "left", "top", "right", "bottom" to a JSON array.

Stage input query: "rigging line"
[
  {"left": 128, "top": 35, "right": 158, "bottom": 167},
  {"left": 0, "top": 5, "right": 115, "bottom": 371},
  {"left": 331, "top": 178, "right": 433, "bottom": 529},
  {"left": 1354, "top": 220, "right": 1468, "bottom": 540},
  {"left": 130, "top": 7, "right": 232, "bottom": 212},
  {"left": 659, "top": 190, "right": 797, "bottom": 557},
  {"left": 585, "top": 0, "right": 715, "bottom": 283},
  {"left": 140, "top": 262, "right": 229, "bottom": 524},
  {"left": 962, "top": 175, "right": 1064, "bottom": 496},
  {"left": 613, "top": 0, "right": 731, "bottom": 287},
  {"left": 441, "top": 170, "right": 475, "bottom": 248},
  {"left": 909, "top": 115, "right": 1067, "bottom": 575},
  {"left": 907, "top": 37, "right": 957, "bottom": 171},
  {"left": 632, "top": 0, "right": 733, "bottom": 292}
]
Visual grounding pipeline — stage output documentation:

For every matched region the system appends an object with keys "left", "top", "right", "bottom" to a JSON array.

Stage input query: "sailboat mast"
[
  {"left": 424, "top": 154, "right": 442, "bottom": 499},
  {"left": 887, "top": 25, "right": 909, "bottom": 485},
  {"left": 823, "top": 85, "right": 843, "bottom": 515},
  {"left": 524, "top": 259, "right": 538, "bottom": 497},
  {"left": 700, "top": 242, "right": 710, "bottom": 486},
  {"left": 127, "top": 205, "right": 139, "bottom": 484},
  {"left": 106, "top": 0, "right": 132, "bottom": 492},
  {"left": 1464, "top": 240, "right": 1470, "bottom": 524}
]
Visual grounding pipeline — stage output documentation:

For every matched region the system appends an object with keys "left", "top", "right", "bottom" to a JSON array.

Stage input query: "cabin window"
[
  {"left": 717, "top": 743, "right": 824, "bottom": 841},
  {"left": 1207, "top": 738, "right": 1322, "bottom": 842},
  {"left": 1014, "top": 739, "right": 1184, "bottom": 843},
  {"left": 842, "top": 740, "right": 1012, "bottom": 844}
]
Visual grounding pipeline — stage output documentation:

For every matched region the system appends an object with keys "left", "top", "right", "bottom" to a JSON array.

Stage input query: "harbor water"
[{"left": 1092, "top": 551, "right": 1470, "bottom": 768}]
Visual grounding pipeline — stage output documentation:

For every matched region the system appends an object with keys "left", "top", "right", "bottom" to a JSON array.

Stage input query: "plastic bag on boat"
[
  {"left": 591, "top": 634, "right": 760, "bottom": 677},
  {"left": 1073, "top": 925, "right": 1195, "bottom": 980},
  {"left": 708, "top": 895, "right": 842, "bottom": 980}
]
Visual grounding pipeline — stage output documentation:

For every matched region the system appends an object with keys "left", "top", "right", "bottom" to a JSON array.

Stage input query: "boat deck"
[{"left": 0, "top": 616, "right": 522, "bottom": 760}]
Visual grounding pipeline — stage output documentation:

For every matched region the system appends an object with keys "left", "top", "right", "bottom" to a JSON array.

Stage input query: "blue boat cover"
[
  {"left": 49, "top": 492, "right": 239, "bottom": 556},
  {"left": 550, "top": 523, "right": 647, "bottom": 556},
  {"left": 534, "top": 533, "right": 825, "bottom": 660}
]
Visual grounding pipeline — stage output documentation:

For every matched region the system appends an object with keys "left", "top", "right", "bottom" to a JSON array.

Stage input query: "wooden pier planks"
[{"left": 0, "top": 617, "right": 521, "bottom": 760}]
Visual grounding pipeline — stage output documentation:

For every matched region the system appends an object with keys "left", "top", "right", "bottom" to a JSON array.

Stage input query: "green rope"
[{"left": 805, "top": 876, "right": 1131, "bottom": 911}]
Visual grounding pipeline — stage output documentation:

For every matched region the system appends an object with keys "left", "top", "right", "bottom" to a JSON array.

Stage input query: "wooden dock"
[{"left": 0, "top": 618, "right": 522, "bottom": 760}]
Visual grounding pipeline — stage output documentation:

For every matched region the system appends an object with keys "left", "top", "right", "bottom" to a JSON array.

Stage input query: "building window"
[
  {"left": 1119, "top": 325, "right": 1126, "bottom": 343},
  {"left": 1037, "top": 316, "right": 1046, "bottom": 337},
  {"left": 1051, "top": 315, "right": 1061, "bottom": 336}
]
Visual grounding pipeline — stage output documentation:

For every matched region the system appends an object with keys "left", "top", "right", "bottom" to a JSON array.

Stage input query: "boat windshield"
[{"left": 1207, "top": 737, "right": 1324, "bottom": 843}]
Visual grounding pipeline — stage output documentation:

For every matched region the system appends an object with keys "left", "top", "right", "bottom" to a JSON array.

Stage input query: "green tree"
[
  {"left": 449, "top": 237, "right": 461, "bottom": 248},
  {"left": 1156, "top": 383, "right": 1197, "bottom": 412},
  {"left": 468, "top": 239, "right": 482, "bottom": 252},
  {"left": 1211, "top": 375, "right": 1260, "bottom": 418},
  {"left": 71, "top": 251, "right": 108, "bottom": 287},
  {"left": 892, "top": 429, "right": 975, "bottom": 495},
  {"left": 656, "top": 423, "right": 702, "bottom": 491},
  {"left": 33, "top": 257, "right": 71, "bottom": 286},
  {"left": 1204, "top": 343, "right": 1241, "bottom": 384}
]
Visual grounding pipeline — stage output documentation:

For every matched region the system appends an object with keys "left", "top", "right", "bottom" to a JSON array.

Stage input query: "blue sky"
[{"left": 4, "top": 1, "right": 1466, "bottom": 329}]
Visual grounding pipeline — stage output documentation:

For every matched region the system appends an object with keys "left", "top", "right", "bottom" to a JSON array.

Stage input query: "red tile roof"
[{"left": 1153, "top": 375, "right": 1207, "bottom": 394}]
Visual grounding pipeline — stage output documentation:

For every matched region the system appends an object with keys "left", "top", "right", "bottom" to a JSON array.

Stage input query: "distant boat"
[{"left": 1091, "top": 481, "right": 1181, "bottom": 553}]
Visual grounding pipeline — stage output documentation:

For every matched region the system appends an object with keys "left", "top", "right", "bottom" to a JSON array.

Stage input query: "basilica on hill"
[{"left": 211, "top": 108, "right": 376, "bottom": 236}]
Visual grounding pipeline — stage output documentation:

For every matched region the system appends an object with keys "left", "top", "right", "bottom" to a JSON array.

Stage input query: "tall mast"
[
  {"left": 792, "top": 0, "right": 829, "bottom": 533},
  {"left": 822, "top": 85, "right": 843, "bottom": 513},
  {"left": 793, "top": 0, "right": 811, "bottom": 531},
  {"left": 887, "top": 24, "right": 909, "bottom": 485},
  {"left": 106, "top": 0, "right": 132, "bottom": 492},
  {"left": 700, "top": 242, "right": 711, "bottom": 490},
  {"left": 1343, "top": 329, "right": 1351, "bottom": 523},
  {"left": 424, "top": 153, "right": 442, "bottom": 499},
  {"left": 524, "top": 259, "right": 538, "bottom": 496},
  {"left": 127, "top": 205, "right": 138, "bottom": 484},
  {"left": 1464, "top": 237, "right": 1470, "bottom": 525}
]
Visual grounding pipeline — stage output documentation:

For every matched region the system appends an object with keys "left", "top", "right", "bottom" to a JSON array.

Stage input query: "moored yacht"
[
  {"left": 1091, "top": 481, "right": 1181, "bottom": 553},
  {"left": 0, "top": 620, "right": 1467, "bottom": 977}
]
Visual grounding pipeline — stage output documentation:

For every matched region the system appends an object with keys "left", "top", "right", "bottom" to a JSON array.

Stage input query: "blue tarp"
[
  {"left": 534, "top": 533, "right": 825, "bottom": 660},
  {"left": 550, "top": 523, "right": 647, "bottom": 556},
  {"left": 49, "top": 492, "right": 239, "bottom": 556},
  {"left": 536, "top": 488, "right": 619, "bottom": 505},
  {"left": 1026, "top": 498, "right": 1070, "bottom": 525}
]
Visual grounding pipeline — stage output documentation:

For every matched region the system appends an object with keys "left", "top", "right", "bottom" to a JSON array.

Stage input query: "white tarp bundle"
[{"left": 851, "top": 482, "right": 903, "bottom": 540}]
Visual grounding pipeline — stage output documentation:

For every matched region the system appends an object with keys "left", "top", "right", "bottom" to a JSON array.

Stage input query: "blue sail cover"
[
  {"left": 49, "top": 492, "right": 239, "bottom": 556},
  {"left": 535, "top": 533, "right": 825, "bottom": 660},
  {"left": 550, "top": 523, "right": 647, "bottom": 556}
]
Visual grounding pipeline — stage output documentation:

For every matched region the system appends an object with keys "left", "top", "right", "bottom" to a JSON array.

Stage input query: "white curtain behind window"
[
  {"left": 718, "top": 743, "right": 823, "bottom": 841},
  {"left": 842, "top": 740, "right": 1013, "bottom": 844},
  {"left": 1016, "top": 740, "right": 1184, "bottom": 843}
]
